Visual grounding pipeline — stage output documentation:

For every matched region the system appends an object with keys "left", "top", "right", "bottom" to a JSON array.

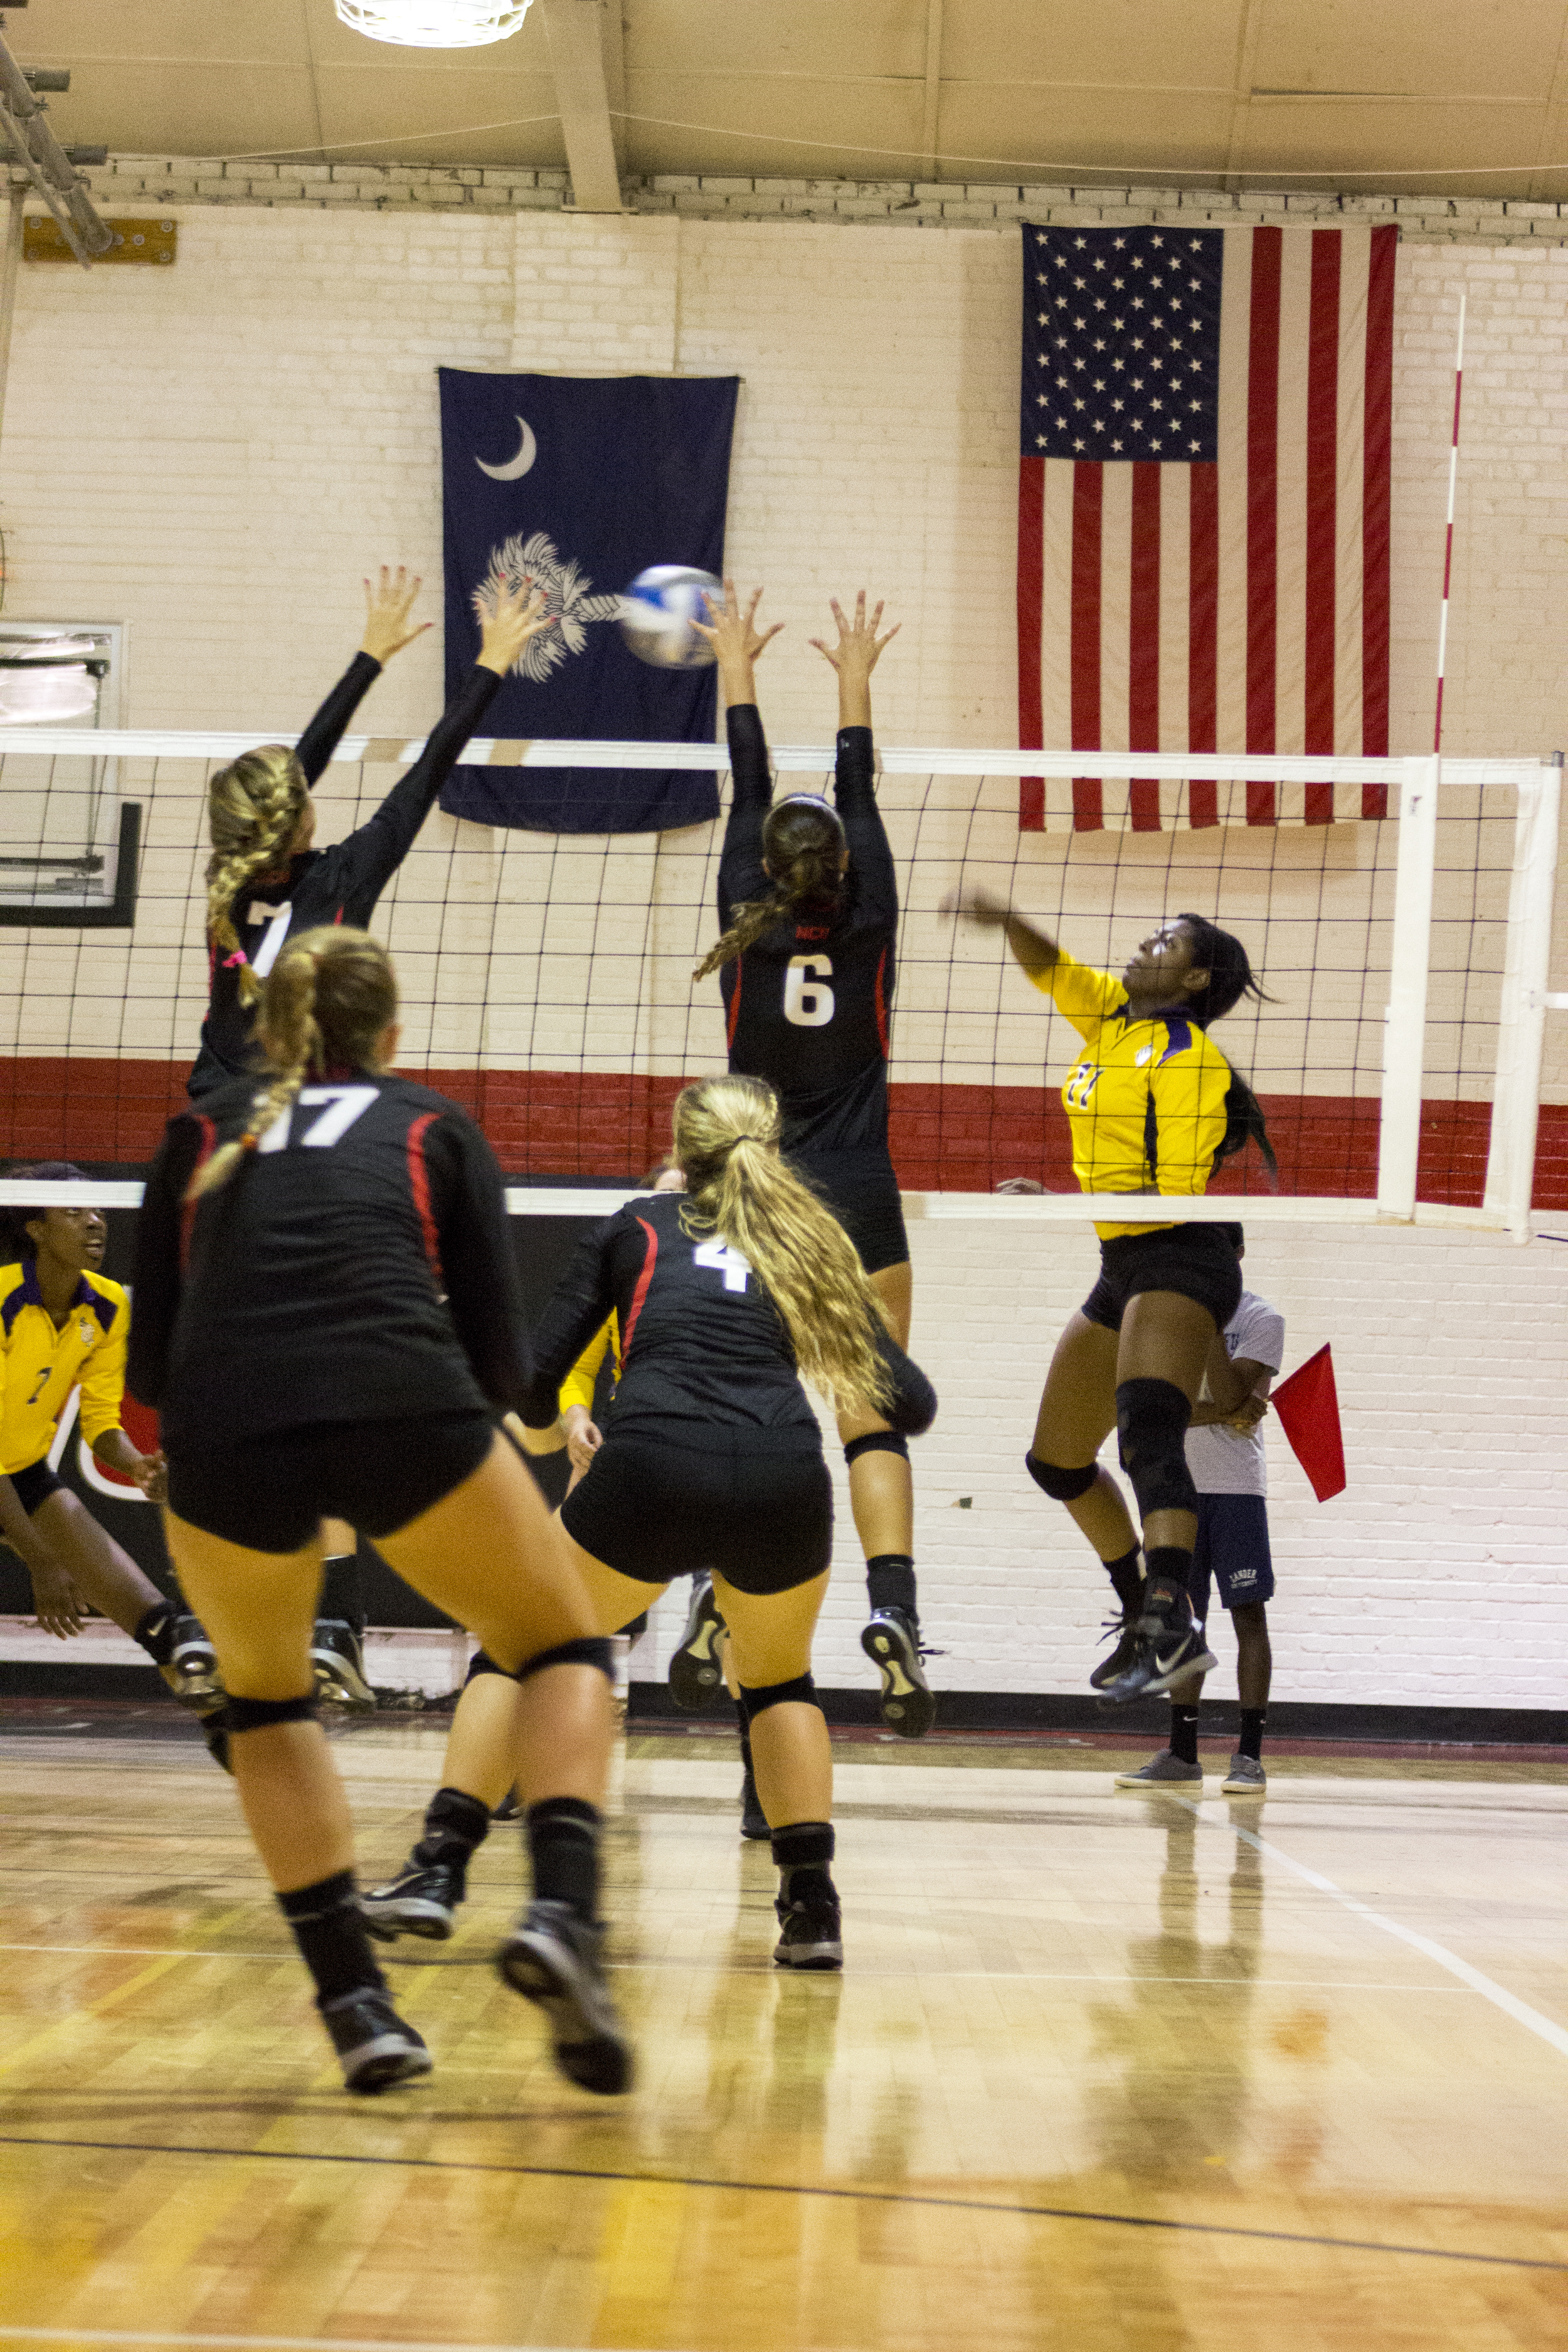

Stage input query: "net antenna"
[{"left": 0, "top": 729, "right": 1552, "bottom": 1244}]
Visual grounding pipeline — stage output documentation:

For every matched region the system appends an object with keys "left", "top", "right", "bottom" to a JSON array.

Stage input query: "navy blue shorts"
[{"left": 1187, "top": 1493, "right": 1274, "bottom": 1618}]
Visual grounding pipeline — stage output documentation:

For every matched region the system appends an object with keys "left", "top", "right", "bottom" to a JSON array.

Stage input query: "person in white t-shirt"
[{"left": 1116, "top": 1224, "right": 1282, "bottom": 1796}]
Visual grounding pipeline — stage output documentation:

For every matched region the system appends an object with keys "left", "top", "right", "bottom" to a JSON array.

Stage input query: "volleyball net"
[{"left": 0, "top": 728, "right": 1557, "bottom": 1237}]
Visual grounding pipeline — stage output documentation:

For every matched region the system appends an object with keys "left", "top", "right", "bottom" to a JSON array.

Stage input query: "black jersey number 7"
[
  {"left": 255, "top": 1084, "right": 379, "bottom": 1155},
  {"left": 783, "top": 953, "right": 834, "bottom": 1029}
]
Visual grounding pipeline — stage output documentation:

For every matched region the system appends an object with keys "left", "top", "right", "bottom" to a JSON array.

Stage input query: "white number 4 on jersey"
[{"left": 692, "top": 1239, "right": 751, "bottom": 1293}]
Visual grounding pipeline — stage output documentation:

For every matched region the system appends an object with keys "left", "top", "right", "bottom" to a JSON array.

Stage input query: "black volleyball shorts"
[
  {"left": 560, "top": 1431, "right": 834, "bottom": 1596},
  {"left": 787, "top": 1148, "right": 909, "bottom": 1277},
  {"left": 166, "top": 1408, "right": 494, "bottom": 1554},
  {"left": 1081, "top": 1222, "right": 1243, "bottom": 1335}
]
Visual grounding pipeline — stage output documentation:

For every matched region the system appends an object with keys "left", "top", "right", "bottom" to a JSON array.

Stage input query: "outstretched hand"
[
  {"left": 477, "top": 580, "right": 553, "bottom": 675},
  {"left": 940, "top": 884, "right": 1013, "bottom": 928},
  {"left": 692, "top": 581, "right": 785, "bottom": 678},
  {"left": 808, "top": 592, "right": 899, "bottom": 679},
  {"left": 360, "top": 566, "right": 432, "bottom": 665}
]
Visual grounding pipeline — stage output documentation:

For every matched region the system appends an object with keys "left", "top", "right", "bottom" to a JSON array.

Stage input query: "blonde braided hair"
[
  {"left": 185, "top": 926, "right": 398, "bottom": 1203},
  {"left": 672, "top": 1074, "right": 892, "bottom": 1414},
  {"left": 204, "top": 746, "right": 311, "bottom": 1008}
]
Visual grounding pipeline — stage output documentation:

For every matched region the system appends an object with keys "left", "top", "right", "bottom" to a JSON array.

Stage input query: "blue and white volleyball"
[{"left": 618, "top": 565, "right": 722, "bottom": 669}]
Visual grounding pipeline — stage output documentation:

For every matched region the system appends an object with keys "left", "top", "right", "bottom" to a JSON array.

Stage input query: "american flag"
[{"left": 1017, "top": 221, "right": 1396, "bottom": 831}]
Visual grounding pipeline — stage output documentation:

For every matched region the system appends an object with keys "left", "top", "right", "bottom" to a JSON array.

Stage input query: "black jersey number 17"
[{"left": 256, "top": 1084, "right": 379, "bottom": 1154}]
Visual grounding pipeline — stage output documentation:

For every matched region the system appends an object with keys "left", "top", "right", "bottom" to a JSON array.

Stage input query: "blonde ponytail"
[
  {"left": 185, "top": 926, "right": 398, "bottom": 1204},
  {"left": 672, "top": 1075, "right": 892, "bottom": 1414},
  {"left": 204, "top": 746, "right": 311, "bottom": 1007}
]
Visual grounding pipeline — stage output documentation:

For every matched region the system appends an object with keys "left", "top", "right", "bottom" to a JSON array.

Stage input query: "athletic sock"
[
  {"left": 1238, "top": 1708, "right": 1266, "bottom": 1761},
  {"left": 771, "top": 1819, "right": 835, "bottom": 1905},
  {"left": 526, "top": 1796, "right": 601, "bottom": 1921},
  {"left": 411, "top": 1786, "right": 490, "bottom": 1892},
  {"left": 1169, "top": 1704, "right": 1200, "bottom": 1766},
  {"left": 1142, "top": 1547, "right": 1194, "bottom": 1621},
  {"left": 866, "top": 1553, "right": 917, "bottom": 1617},
  {"left": 318, "top": 1553, "right": 364, "bottom": 1634},
  {"left": 134, "top": 1599, "right": 177, "bottom": 1665},
  {"left": 1101, "top": 1545, "right": 1143, "bottom": 1615},
  {"left": 279, "top": 1868, "right": 386, "bottom": 2008}
]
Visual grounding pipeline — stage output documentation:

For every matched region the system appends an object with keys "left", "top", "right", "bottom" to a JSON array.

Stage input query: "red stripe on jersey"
[
  {"left": 180, "top": 1115, "right": 217, "bottom": 1271},
  {"left": 874, "top": 946, "right": 889, "bottom": 1057},
  {"left": 621, "top": 1216, "right": 659, "bottom": 1356},
  {"left": 726, "top": 960, "right": 742, "bottom": 1050},
  {"left": 406, "top": 1112, "right": 443, "bottom": 1283}
]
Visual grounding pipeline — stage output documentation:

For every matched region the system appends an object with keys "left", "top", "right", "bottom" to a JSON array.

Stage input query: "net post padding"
[{"left": 1485, "top": 756, "right": 1563, "bottom": 1243}]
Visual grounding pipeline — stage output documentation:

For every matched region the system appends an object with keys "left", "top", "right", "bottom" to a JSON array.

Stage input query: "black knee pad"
[
  {"left": 1025, "top": 1452, "right": 1099, "bottom": 1502},
  {"left": 844, "top": 1431, "right": 909, "bottom": 1470},
  {"left": 517, "top": 1634, "right": 616, "bottom": 1684},
  {"left": 220, "top": 1692, "right": 317, "bottom": 1735},
  {"left": 1115, "top": 1377, "right": 1197, "bottom": 1520},
  {"left": 739, "top": 1672, "right": 820, "bottom": 1724},
  {"left": 464, "top": 1648, "right": 516, "bottom": 1685}
]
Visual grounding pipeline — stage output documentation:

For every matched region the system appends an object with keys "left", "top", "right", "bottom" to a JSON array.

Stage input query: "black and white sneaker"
[
  {"left": 861, "top": 1606, "right": 935, "bottom": 1738},
  {"left": 157, "top": 1614, "right": 221, "bottom": 1703},
  {"left": 361, "top": 1862, "right": 462, "bottom": 1942},
  {"left": 773, "top": 1883, "right": 844, "bottom": 1971},
  {"left": 496, "top": 1899, "right": 633, "bottom": 2095},
  {"left": 321, "top": 1989, "right": 433, "bottom": 2094},
  {"left": 1101, "top": 1604, "right": 1216, "bottom": 1704},
  {"left": 667, "top": 1574, "right": 727, "bottom": 1712},
  {"left": 310, "top": 1621, "right": 376, "bottom": 1712},
  {"left": 1088, "top": 1610, "right": 1141, "bottom": 1692}
]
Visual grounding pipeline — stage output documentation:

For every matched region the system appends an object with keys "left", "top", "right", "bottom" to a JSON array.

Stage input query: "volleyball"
[{"left": 618, "top": 564, "right": 722, "bottom": 668}]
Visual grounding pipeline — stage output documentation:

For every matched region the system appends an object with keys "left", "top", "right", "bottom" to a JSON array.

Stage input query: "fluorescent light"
[{"left": 335, "top": 0, "right": 534, "bottom": 46}]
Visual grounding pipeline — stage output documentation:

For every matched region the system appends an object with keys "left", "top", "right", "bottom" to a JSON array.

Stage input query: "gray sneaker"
[
  {"left": 1113, "top": 1749, "right": 1203, "bottom": 1788},
  {"left": 1221, "top": 1753, "right": 1266, "bottom": 1794}
]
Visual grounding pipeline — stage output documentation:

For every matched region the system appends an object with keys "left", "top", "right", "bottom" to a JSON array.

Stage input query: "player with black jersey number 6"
[{"left": 686, "top": 585, "right": 934, "bottom": 1739}]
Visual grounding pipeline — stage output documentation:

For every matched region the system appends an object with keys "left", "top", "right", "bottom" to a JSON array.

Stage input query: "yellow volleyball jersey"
[
  {"left": 0, "top": 1261, "right": 130, "bottom": 1475},
  {"left": 1030, "top": 950, "right": 1234, "bottom": 1240},
  {"left": 558, "top": 1311, "right": 620, "bottom": 1419}
]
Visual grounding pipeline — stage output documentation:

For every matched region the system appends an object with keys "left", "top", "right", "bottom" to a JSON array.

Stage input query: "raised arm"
[
  {"left": 813, "top": 593, "right": 900, "bottom": 916},
  {"left": 315, "top": 581, "right": 550, "bottom": 908},
  {"left": 294, "top": 567, "right": 432, "bottom": 787},
  {"left": 693, "top": 582, "right": 784, "bottom": 914},
  {"left": 941, "top": 886, "right": 1062, "bottom": 982}
]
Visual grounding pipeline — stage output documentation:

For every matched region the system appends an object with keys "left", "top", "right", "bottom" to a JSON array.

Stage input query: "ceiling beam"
[
  {"left": 541, "top": 0, "right": 622, "bottom": 214},
  {"left": 921, "top": 0, "right": 944, "bottom": 182}
]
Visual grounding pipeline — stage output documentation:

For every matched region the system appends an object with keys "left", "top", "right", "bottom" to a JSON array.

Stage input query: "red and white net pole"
[{"left": 1433, "top": 293, "right": 1467, "bottom": 754}]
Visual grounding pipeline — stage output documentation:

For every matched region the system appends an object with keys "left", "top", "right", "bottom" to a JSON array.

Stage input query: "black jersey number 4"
[{"left": 783, "top": 954, "right": 834, "bottom": 1029}]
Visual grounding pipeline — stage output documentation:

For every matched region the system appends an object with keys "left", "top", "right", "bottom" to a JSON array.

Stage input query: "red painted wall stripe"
[
  {"left": 1070, "top": 462, "right": 1104, "bottom": 830},
  {"left": 1128, "top": 460, "right": 1162, "bottom": 832},
  {"left": 1304, "top": 230, "right": 1341, "bottom": 784},
  {"left": 1016, "top": 454, "right": 1046, "bottom": 832},
  {"left": 1361, "top": 223, "right": 1396, "bottom": 815}
]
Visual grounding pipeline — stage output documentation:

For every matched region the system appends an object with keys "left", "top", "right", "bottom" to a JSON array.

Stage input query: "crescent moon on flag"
[{"left": 476, "top": 416, "right": 538, "bottom": 482}]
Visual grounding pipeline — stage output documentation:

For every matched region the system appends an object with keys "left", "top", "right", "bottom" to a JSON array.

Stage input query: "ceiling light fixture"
[{"left": 334, "top": 0, "right": 534, "bottom": 49}]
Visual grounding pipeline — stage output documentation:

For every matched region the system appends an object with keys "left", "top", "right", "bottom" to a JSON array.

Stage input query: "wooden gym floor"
[{"left": 1, "top": 1709, "right": 1565, "bottom": 2352}]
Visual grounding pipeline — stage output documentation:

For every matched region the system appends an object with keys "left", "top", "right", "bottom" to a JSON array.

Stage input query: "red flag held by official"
[{"left": 1270, "top": 1344, "right": 1345, "bottom": 1502}]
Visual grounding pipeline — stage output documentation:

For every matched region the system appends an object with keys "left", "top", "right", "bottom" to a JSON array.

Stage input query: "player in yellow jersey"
[
  {"left": 0, "top": 1165, "right": 223, "bottom": 1724},
  {"left": 944, "top": 903, "right": 1275, "bottom": 1703}
]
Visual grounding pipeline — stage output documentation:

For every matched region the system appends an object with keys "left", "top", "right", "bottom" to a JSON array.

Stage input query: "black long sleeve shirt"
[
  {"left": 716, "top": 705, "right": 898, "bottom": 1158},
  {"left": 130, "top": 1070, "right": 529, "bottom": 1442},
  {"left": 189, "top": 658, "right": 503, "bottom": 1098}
]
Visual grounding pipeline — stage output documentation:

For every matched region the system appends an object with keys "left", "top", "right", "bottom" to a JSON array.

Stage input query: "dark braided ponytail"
[
  {"left": 694, "top": 797, "right": 847, "bottom": 980},
  {"left": 1175, "top": 912, "right": 1279, "bottom": 1187}
]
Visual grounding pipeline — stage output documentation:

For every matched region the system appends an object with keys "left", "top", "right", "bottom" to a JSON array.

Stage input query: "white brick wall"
[{"left": 0, "top": 182, "right": 1565, "bottom": 1707}]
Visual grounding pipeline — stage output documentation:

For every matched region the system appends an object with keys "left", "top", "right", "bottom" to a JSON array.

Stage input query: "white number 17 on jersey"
[
  {"left": 257, "top": 1085, "right": 379, "bottom": 1153},
  {"left": 692, "top": 1239, "right": 751, "bottom": 1293}
]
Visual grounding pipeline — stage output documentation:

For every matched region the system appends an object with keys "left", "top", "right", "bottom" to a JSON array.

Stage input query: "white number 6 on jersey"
[
  {"left": 783, "top": 953, "right": 834, "bottom": 1028},
  {"left": 693, "top": 1239, "right": 751, "bottom": 1293}
]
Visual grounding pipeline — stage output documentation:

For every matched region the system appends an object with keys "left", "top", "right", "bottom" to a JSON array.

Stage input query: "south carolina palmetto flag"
[{"left": 1017, "top": 221, "right": 1396, "bottom": 832}]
